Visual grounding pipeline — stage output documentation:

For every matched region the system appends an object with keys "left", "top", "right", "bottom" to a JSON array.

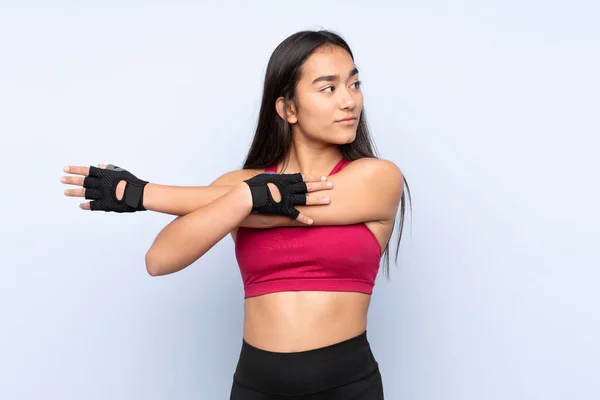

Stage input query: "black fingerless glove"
[
  {"left": 244, "top": 172, "right": 308, "bottom": 220},
  {"left": 83, "top": 164, "right": 148, "bottom": 212}
]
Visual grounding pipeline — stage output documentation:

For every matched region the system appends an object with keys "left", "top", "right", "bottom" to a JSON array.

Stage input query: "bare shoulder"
[
  {"left": 341, "top": 158, "right": 404, "bottom": 218},
  {"left": 343, "top": 158, "right": 404, "bottom": 186},
  {"left": 209, "top": 168, "right": 263, "bottom": 186}
]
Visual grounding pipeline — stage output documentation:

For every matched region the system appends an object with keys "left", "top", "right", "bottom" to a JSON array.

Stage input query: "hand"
[
  {"left": 244, "top": 172, "right": 334, "bottom": 225},
  {"left": 62, "top": 164, "right": 117, "bottom": 209},
  {"left": 61, "top": 164, "right": 148, "bottom": 212}
]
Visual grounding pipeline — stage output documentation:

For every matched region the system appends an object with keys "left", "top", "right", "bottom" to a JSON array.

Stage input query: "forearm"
[
  {"left": 142, "top": 183, "right": 291, "bottom": 229},
  {"left": 145, "top": 183, "right": 252, "bottom": 276},
  {"left": 142, "top": 183, "right": 234, "bottom": 216}
]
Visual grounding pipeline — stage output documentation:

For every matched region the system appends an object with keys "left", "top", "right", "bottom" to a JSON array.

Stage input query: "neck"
[{"left": 280, "top": 135, "right": 343, "bottom": 176}]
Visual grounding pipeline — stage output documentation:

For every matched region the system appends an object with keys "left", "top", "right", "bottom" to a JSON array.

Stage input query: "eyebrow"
[{"left": 311, "top": 67, "right": 359, "bottom": 85}]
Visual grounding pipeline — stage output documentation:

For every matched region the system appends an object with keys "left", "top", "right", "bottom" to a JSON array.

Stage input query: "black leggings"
[{"left": 230, "top": 331, "right": 384, "bottom": 399}]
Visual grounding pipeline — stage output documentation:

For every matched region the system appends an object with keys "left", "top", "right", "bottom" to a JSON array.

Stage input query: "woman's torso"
[{"left": 232, "top": 160, "right": 393, "bottom": 352}]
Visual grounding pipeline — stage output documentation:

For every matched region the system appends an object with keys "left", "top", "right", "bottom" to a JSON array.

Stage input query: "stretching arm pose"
[
  {"left": 61, "top": 29, "right": 411, "bottom": 399},
  {"left": 61, "top": 163, "right": 335, "bottom": 275},
  {"left": 61, "top": 158, "right": 402, "bottom": 275}
]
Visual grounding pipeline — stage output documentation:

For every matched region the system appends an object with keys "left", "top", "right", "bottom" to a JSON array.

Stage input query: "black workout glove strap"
[
  {"left": 244, "top": 172, "right": 308, "bottom": 220},
  {"left": 83, "top": 164, "right": 148, "bottom": 213}
]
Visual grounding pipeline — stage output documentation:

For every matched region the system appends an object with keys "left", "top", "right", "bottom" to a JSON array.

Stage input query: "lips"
[{"left": 336, "top": 117, "right": 358, "bottom": 123}]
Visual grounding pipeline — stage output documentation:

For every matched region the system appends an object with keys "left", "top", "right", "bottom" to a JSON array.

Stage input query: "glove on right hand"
[
  {"left": 244, "top": 172, "right": 308, "bottom": 220},
  {"left": 83, "top": 164, "right": 148, "bottom": 212}
]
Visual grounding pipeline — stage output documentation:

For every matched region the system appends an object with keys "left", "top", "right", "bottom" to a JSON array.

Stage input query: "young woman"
[{"left": 61, "top": 30, "right": 410, "bottom": 399}]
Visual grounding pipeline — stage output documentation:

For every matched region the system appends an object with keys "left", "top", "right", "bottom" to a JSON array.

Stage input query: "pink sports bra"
[{"left": 235, "top": 157, "right": 382, "bottom": 298}]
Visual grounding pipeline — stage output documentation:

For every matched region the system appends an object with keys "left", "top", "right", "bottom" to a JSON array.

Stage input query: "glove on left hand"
[{"left": 83, "top": 164, "right": 148, "bottom": 212}]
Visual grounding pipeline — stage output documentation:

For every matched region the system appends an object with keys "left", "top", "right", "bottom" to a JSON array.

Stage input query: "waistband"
[{"left": 232, "top": 330, "right": 379, "bottom": 396}]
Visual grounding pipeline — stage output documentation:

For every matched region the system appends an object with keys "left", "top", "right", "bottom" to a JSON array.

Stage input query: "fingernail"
[
  {"left": 321, "top": 176, "right": 327, "bottom": 181},
  {"left": 322, "top": 197, "right": 330, "bottom": 202},
  {"left": 327, "top": 182, "right": 333, "bottom": 188},
  {"left": 307, "top": 218, "right": 313, "bottom": 224},
  {"left": 64, "top": 167, "right": 69, "bottom": 172},
  {"left": 64, "top": 190, "right": 69, "bottom": 195},
  {"left": 61, "top": 177, "right": 66, "bottom": 183}
]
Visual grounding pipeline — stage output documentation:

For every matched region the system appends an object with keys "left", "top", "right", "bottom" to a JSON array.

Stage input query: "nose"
[{"left": 338, "top": 87, "right": 356, "bottom": 110}]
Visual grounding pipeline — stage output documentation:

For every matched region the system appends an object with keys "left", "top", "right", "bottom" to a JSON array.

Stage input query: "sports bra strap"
[{"left": 263, "top": 157, "right": 348, "bottom": 175}]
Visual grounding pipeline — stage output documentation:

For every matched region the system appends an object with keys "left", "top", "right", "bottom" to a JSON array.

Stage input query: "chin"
[
  {"left": 338, "top": 132, "right": 357, "bottom": 144},
  {"left": 312, "top": 130, "right": 356, "bottom": 145}
]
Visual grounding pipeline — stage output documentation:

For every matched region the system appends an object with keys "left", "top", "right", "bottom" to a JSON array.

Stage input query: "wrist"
[
  {"left": 141, "top": 183, "right": 156, "bottom": 210},
  {"left": 234, "top": 182, "right": 254, "bottom": 214}
]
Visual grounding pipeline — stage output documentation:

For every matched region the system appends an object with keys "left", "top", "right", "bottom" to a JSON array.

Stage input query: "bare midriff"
[{"left": 243, "top": 290, "right": 371, "bottom": 352}]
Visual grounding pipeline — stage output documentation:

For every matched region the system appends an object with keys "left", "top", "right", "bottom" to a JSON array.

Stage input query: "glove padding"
[
  {"left": 244, "top": 172, "right": 308, "bottom": 220},
  {"left": 83, "top": 164, "right": 148, "bottom": 212}
]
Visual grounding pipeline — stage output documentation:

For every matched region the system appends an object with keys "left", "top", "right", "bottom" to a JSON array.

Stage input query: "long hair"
[{"left": 242, "top": 30, "right": 412, "bottom": 278}]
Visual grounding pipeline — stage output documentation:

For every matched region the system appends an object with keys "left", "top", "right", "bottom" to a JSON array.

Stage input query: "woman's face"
[{"left": 279, "top": 45, "right": 363, "bottom": 145}]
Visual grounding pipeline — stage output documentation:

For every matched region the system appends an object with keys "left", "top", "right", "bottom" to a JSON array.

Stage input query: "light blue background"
[{"left": 1, "top": 1, "right": 598, "bottom": 399}]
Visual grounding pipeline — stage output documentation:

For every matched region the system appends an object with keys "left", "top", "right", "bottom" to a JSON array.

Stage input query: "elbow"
[
  {"left": 145, "top": 246, "right": 192, "bottom": 276},
  {"left": 145, "top": 248, "right": 166, "bottom": 277}
]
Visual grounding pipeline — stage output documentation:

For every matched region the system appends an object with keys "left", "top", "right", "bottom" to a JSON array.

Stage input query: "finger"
[
  {"left": 60, "top": 176, "right": 85, "bottom": 186},
  {"left": 64, "top": 188, "right": 86, "bottom": 197},
  {"left": 301, "top": 174, "right": 328, "bottom": 182},
  {"left": 290, "top": 193, "right": 329, "bottom": 206},
  {"left": 304, "top": 193, "right": 330, "bottom": 206},
  {"left": 63, "top": 166, "right": 90, "bottom": 176},
  {"left": 295, "top": 212, "right": 314, "bottom": 225},
  {"left": 79, "top": 202, "right": 91, "bottom": 210},
  {"left": 84, "top": 188, "right": 102, "bottom": 200},
  {"left": 98, "top": 164, "right": 107, "bottom": 169},
  {"left": 306, "top": 181, "right": 334, "bottom": 192}
]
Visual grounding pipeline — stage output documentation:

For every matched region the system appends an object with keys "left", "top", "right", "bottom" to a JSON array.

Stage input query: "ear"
[{"left": 275, "top": 96, "right": 298, "bottom": 124}]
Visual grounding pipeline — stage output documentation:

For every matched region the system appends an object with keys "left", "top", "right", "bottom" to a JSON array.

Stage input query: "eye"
[
  {"left": 321, "top": 86, "right": 335, "bottom": 93},
  {"left": 351, "top": 81, "right": 362, "bottom": 89}
]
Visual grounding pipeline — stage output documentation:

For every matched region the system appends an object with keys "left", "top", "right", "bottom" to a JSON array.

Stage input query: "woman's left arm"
[{"left": 245, "top": 158, "right": 404, "bottom": 227}]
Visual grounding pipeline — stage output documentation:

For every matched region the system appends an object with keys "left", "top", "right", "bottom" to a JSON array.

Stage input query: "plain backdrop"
[{"left": 1, "top": 1, "right": 598, "bottom": 399}]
